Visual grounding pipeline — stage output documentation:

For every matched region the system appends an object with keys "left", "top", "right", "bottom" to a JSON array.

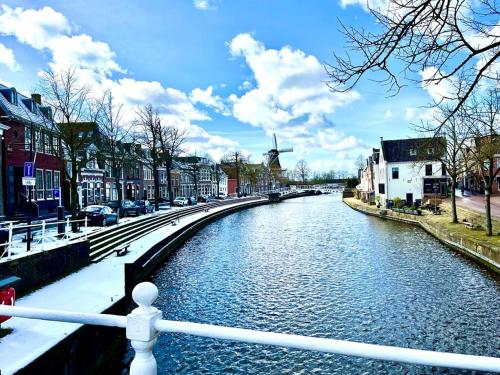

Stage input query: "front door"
[{"left": 406, "top": 193, "right": 413, "bottom": 206}]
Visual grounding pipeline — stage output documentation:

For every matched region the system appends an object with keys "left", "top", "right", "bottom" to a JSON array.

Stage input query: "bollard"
[
  {"left": 57, "top": 206, "right": 65, "bottom": 237},
  {"left": 84, "top": 217, "right": 88, "bottom": 240},
  {"left": 127, "top": 282, "right": 162, "bottom": 375},
  {"left": 41, "top": 220, "right": 45, "bottom": 251},
  {"left": 7, "top": 222, "right": 12, "bottom": 259}
]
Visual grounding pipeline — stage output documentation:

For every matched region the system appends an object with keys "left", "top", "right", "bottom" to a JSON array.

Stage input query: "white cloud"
[
  {"left": 384, "top": 109, "right": 392, "bottom": 119},
  {"left": 193, "top": 0, "right": 218, "bottom": 10},
  {"left": 0, "top": 5, "right": 123, "bottom": 76},
  {"left": 228, "top": 33, "right": 361, "bottom": 153},
  {"left": 238, "top": 80, "right": 252, "bottom": 90},
  {"left": 0, "top": 5, "right": 71, "bottom": 49},
  {"left": 0, "top": 43, "right": 20, "bottom": 71},
  {"left": 189, "top": 86, "right": 229, "bottom": 115},
  {"left": 419, "top": 67, "right": 456, "bottom": 102}
]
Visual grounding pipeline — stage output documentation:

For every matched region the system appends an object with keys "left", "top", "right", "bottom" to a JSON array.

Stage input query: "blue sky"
[{"left": 0, "top": 0, "right": 435, "bottom": 173}]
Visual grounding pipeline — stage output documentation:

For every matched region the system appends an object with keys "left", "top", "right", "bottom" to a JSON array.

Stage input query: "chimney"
[{"left": 31, "top": 93, "right": 42, "bottom": 105}]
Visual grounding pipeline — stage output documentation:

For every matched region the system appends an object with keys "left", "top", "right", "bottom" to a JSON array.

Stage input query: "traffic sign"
[
  {"left": 53, "top": 188, "right": 60, "bottom": 198},
  {"left": 22, "top": 177, "right": 36, "bottom": 186},
  {"left": 24, "top": 162, "right": 34, "bottom": 177}
]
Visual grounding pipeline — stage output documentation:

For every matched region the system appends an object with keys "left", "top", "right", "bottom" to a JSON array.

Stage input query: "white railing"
[
  {"left": 0, "top": 282, "right": 499, "bottom": 374},
  {"left": 0, "top": 217, "right": 90, "bottom": 260}
]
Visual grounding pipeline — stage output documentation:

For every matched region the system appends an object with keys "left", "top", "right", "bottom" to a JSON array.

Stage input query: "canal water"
[{"left": 125, "top": 194, "right": 500, "bottom": 374}]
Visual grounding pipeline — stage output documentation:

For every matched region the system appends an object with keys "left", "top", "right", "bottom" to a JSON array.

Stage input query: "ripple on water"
[{"left": 124, "top": 195, "right": 500, "bottom": 374}]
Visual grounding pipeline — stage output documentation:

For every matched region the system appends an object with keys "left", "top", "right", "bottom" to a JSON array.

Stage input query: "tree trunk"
[
  {"left": 485, "top": 187, "right": 492, "bottom": 236},
  {"left": 166, "top": 164, "right": 173, "bottom": 206},
  {"left": 70, "top": 161, "right": 79, "bottom": 232},
  {"left": 450, "top": 177, "right": 458, "bottom": 223},
  {"left": 153, "top": 168, "right": 160, "bottom": 211}
]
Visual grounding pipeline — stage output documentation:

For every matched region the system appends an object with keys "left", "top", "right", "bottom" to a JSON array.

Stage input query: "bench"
[
  {"left": 0, "top": 276, "right": 21, "bottom": 289},
  {"left": 113, "top": 243, "right": 130, "bottom": 256}
]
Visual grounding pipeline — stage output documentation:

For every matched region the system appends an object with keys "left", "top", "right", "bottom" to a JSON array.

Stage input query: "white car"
[{"left": 173, "top": 196, "right": 189, "bottom": 207}]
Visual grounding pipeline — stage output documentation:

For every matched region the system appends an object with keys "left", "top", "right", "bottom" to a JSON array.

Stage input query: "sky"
[{"left": 0, "top": 0, "right": 438, "bottom": 173}]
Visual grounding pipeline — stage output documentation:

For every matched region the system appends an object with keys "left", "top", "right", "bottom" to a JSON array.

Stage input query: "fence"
[
  {"left": 0, "top": 282, "right": 499, "bottom": 374},
  {"left": 0, "top": 217, "right": 90, "bottom": 260}
]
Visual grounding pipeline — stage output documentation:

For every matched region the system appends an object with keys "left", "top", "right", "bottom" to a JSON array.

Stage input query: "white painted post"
[
  {"left": 41, "top": 220, "right": 46, "bottom": 251},
  {"left": 127, "top": 282, "right": 162, "bottom": 375},
  {"left": 7, "top": 222, "right": 13, "bottom": 258},
  {"left": 84, "top": 217, "right": 88, "bottom": 240}
]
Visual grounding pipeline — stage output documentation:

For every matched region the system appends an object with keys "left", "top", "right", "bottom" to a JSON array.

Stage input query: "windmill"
[{"left": 263, "top": 133, "right": 293, "bottom": 180}]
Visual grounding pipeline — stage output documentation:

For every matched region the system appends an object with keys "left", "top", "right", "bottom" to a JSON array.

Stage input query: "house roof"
[
  {"left": 381, "top": 138, "right": 445, "bottom": 163},
  {"left": 0, "top": 83, "right": 52, "bottom": 126}
]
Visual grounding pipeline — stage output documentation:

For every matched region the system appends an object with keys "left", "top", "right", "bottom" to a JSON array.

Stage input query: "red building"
[{"left": 0, "top": 84, "right": 63, "bottom": 219}]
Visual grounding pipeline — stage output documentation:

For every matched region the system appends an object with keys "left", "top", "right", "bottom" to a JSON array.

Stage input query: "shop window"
[
  {"left": 45, "top": 170, "right": 53, "bottom": 198},
  {"left": 36, "top": 169, "right": 44, "bottom": 200}
]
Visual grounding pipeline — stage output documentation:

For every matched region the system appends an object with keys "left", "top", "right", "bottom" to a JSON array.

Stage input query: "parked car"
[
  {"left": 105, "top": 200, "right": 141, "bottom": 217},
  {"left": 173, "top": 197, "right": 189, "bottom": 207},
  {"left": 135, "top": 200, "right": 154, "bottom": 214},
  {"left": 77, "top": 205, "right": 119, "bottom": 226}
]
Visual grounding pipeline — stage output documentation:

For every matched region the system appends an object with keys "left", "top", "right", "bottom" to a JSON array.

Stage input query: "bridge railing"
[{"left": 0, "top": 282, "right": 499, "bottom": 375}]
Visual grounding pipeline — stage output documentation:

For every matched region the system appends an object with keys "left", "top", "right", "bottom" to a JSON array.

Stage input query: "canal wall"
[
  {"left": 343, "top": 198, "right": 500, "bottom": 274},
  {"left": 0, "top": 198, "right": 270, "bottom": 375},
  {"left": 0, "top": 241, "right": 90, "bottom": 296}
]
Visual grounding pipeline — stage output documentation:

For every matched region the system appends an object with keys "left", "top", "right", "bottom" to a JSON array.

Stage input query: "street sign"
[
  {"left": 53, "top": 188, "right": 60, "bottom": 198},
  {"left": 24, "top": 162, "right": 34, "bottom": 177},
  {"left": 22, "top": 177, "right": 36, "bottom": 186}
]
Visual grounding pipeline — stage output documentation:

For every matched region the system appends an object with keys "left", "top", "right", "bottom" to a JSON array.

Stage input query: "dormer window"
[
  {"left": 1, "top": 88, "right": 18, "bottom": 105},
  {"left": 427, "top": 148, "right": 434, "bottom": 155},
  {"left": 409, "top": 148, "right": 416, "bottom": 156},
  {"left": 22, "top": 98, "right": 36, "bottom": 113}
]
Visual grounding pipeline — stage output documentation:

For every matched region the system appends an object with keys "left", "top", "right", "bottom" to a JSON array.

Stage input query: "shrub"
[{"left": 393, "top": 197, "right": 404, "bottom": 208}]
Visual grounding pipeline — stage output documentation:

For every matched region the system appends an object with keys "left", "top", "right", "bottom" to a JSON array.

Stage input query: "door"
[{"left": 406, "top": 193, "right": 413, "bottom": 206}]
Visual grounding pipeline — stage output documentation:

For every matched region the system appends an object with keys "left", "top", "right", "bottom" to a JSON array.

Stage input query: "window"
[
  {"left": 45, "top": 170, "right": 53, "bottom": 198},
  {"left": 409, "top": 148, "right": 416, "bottom": 156},
  {"left": 392, "top": 167, "right": 399, "bottom": 179},
  {"left": 36, "top": 169, "right": 44, "bottom": 200},
  {"left": 425, "top": 164, "right": 432, "bottom": 176},
  {"left": 35, "top": 130, "right": 42, "bottom": 152},
  {"left": 43, "top": 133, "right": 49, "bottom": 154},
  {"left": 52, "top": 136, "right": 60, "bottom": 155},
  {"left": 441, "top": 163, "right": 446, "bottom": 176},
  {"left": 378, "top": 183, "right": 385, "bottom": 194},
  {"left": 427, "top": 148, "right": 434, "bottom": 155},
  {"left": 54, "top": 170, "right": 60, "bottom": 189},
  {"left": 25, "top": 126, "right": 32, "bottom": 151}
]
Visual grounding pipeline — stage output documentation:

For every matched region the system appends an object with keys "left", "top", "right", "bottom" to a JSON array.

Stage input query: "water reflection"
[{"left": 129, "top": 195, "right": 500, "bottom": 374}]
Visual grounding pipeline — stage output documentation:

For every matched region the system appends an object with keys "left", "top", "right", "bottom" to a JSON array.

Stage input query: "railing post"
[
  {"left": 84, "top": 217, "right": 88, "bottom": 240},
  {"left": 7, "top": 222, "right": 13, "bottom": 258},
  {"left": 41, "top": 220, "right": 46, "bottom": 251},
  {"left": 127, "top": 282, "right": 162, "bottom": 375}
]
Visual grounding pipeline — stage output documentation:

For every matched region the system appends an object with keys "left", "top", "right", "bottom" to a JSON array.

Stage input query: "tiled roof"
[
  {"left": 0, "top": 83, "right": 52, "bottom": 126},
  {"left": 381, "top": 138, "right": 445, "bottom": 163}
]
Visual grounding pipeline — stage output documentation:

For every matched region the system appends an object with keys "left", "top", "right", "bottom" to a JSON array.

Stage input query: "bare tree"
[
  {"left": 95, "top": 91, "right": 134, "bottom": 209},
  {"left": 295, "top": 159, "right": 310, "bottom": 183},
  {"left": 38, "top": 67, "right": 95, "bottom": 225},
  {"left": 158, "top": 125, "right": 185, "bottom": 206},
  {"left": 326, "top": 0, "right": 500, "bottom": 119},
  {"left": 222, "top": 150, "right": 245, "bottom": 195},
  {"left": 465, "top": 89, "right": 500, "bottom": 235},
  {"left": 135, "top": 105, "right": 163, "bottom": 211},
  {"left": 415, "top": 105, "right": 470, "bottom": 223}
]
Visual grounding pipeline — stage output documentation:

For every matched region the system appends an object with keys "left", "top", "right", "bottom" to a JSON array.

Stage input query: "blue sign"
[
  {"left": 53, "top": 188, "right": 60, "bottom": 198},
  {"left": 24, "top": 162, "right": 34, "bottom": 177}
]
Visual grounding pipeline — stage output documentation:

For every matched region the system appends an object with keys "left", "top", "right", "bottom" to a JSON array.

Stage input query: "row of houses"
[{"left": 0, "top": 83, "right": 275, "bottom": 220}]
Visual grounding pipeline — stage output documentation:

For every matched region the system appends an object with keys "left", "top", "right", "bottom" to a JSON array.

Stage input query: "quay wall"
[
  {"left": 343, "top": 198, "right": 500, "bottom": 274},
  {"left": 0, "top": 241, "right": 90, "bottom": 296}
]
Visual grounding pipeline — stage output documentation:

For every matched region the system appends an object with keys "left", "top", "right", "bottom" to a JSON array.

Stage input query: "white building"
[{"left": 373, "top": 138, "right": 448, "bottom": 206}]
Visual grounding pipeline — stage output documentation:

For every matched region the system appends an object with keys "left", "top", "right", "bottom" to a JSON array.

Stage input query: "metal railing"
[
  {"left": 0, "top": 282, "right": 498, "bottom": 374},
  {"left": 0, "top": 217, "right": 90, "bottom": 260}
]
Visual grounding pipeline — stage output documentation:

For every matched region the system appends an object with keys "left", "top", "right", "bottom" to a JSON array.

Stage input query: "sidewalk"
[
  {"left": 0, "top": 198, "right": 265, "bottom": 374},
  {"left": 455, "top": 190, "right": 500, "bottom": 218}
]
